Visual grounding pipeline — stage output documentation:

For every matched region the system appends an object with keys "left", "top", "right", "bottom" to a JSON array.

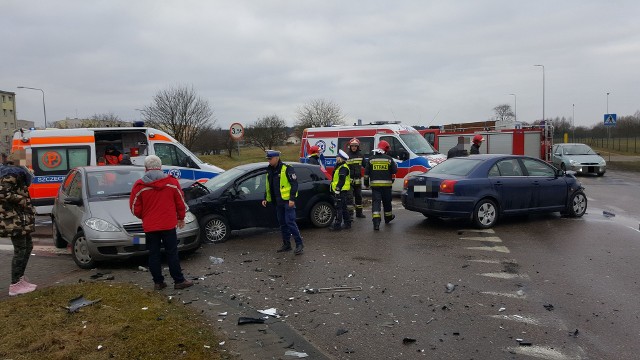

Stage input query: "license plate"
[{"left": 413, "top": 185, "right": 427, "bottom": 192}]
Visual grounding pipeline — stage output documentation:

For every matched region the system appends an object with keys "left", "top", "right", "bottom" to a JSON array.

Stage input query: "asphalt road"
[{"left": 2, "top": 170, "right": 640, "bottom": 359}]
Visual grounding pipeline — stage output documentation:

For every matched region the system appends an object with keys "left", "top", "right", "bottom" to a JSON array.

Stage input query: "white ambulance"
[
  {"left": 300, "top": 122, "right": 447, "bottom": 192},
  {"left": 11, "top": 126, "right": 224, "bottom": 214}
]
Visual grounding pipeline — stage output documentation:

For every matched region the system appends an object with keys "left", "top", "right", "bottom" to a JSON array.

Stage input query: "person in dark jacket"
[
  {"left": 1, "top": 151, "right": 37, "bottom": 296},
  {"left": 119, "top": 153, "right": 133, "bottom": 165},
  {"left": 130, "top": 155, "right": 193, "bottom": 291},
  {"left": 330, "top": 150, "right": 352, "bottom": 230},
  {"left": 470, "top": 134, "right": 484, "bottom": 154},
  {"left": 447, "top": 136, "right": 468, "bottom": 158},
  {"left": 345, "top": 138, "right": 366, "bottom": 218},
  {"left": 307, "top": 145, "right": 321, "bottom": 165},
  {"left": 261, "top": 150, "right": 304, "bottom": 255},
  {"left": 364, "top": 141, "right": 398, "bottom": 231}
]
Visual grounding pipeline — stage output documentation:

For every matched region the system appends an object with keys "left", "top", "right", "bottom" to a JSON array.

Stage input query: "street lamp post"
[
  {"left": 533, "top": 65, "right": 545, "bottom": 123},
  {"left": 509, "top": 93, "right": 517, "bottom": 122},
  {"left": 572, "top": 103, "right": 575, "bottom": 142},
  {"left": 17, "top": 86, "right": 47, "bottom": 128}
]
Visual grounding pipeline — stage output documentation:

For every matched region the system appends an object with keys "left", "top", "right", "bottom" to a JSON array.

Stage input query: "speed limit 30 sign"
[{"left": 229, "top": 122, "right": 244, "bottom": 140}]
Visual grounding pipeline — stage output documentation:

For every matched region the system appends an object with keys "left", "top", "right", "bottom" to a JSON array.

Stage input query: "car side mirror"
[
  {"left": 64, "top": 197, "right": 83, "bottom": 206},
  {"left": 555, "top": 168, "right": 564, "bottom": 177}
]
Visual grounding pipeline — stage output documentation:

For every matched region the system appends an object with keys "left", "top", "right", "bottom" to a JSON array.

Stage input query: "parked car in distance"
[
  {"left": 402, "top": 154, "right": 587, "bottom": 228},
  {"left": 51, "top": 166, "right": 201, "bottom": 269},
  {"left": 185, "top": 162, "right": 335, "bottom": 243},
  {"left": 551, "top": 143, "right": 606, "bottom": 176}
]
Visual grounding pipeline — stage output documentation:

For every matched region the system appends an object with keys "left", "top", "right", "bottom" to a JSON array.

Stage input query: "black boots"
[
  {"left": 356, "top": 209, "right": 366, "bottom": 218},
  {"left": 384, "top": 214, "right": 395, "bottom": 224},
  {"left": 276, "top": 244, "right": 292, "bottom": 252}
]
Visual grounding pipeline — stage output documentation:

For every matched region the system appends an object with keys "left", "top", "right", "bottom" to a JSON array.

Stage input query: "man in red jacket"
[{"left": 129, "top": 155, "right": 193, "bottom": 290}]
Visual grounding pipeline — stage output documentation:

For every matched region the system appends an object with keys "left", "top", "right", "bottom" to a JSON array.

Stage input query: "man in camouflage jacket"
[{"left": 1, "top": 154, "right": 37, "bottom": 296}]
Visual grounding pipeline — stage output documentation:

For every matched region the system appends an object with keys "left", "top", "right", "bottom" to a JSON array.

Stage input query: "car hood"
[
  {"left": 87, "top": 197, "right": 140, "bottom": 227},
  {"left": 564, "top": 154, "right": 605, "bottom": 164}
]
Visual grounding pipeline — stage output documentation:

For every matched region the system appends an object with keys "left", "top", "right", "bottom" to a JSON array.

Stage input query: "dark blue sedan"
[{"left": 401, "top": 154, "right": 587, "bottom": 228}]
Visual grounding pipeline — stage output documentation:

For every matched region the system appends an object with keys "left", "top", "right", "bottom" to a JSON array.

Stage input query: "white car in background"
[{"left": 552, "top": 143, "right": 606, "bottom": 176}]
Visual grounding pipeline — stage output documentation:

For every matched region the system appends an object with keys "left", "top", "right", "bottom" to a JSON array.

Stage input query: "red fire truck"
[{"left": 417, "top": 121, "right": 554, "bottom": 161}]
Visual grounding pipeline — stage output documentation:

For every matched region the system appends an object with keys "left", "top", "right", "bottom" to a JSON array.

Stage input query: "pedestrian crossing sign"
[{"left": 604, "top": 114, "right": 617, "bottom": 126}]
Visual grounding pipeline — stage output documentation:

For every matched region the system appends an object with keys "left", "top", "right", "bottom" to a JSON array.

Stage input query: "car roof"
[
  {"left": 77, "top": 165, "right": 145, "bottom": 172},
  {"left": 230, "top": 162, "right": 321, "bottom": 171}
]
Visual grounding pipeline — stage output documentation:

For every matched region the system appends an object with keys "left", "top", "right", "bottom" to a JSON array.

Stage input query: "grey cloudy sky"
[{"left": 6, "top": 1, "right": 639, "bottom": 130}]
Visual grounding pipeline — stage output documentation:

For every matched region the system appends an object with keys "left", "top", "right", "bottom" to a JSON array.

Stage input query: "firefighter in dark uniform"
[
  {"left": 307, "top": 145, "right": 321, "bottom": 165},
  {"left": 330, "top": 150, "right": 352, "bottom": 230},
  {"left": 345, "top": 138, "right": 366, "bottom": 218},
  {"left": 364, "top": 140, "right": 398, "bottom": 231},
  {"left": 470, "top": 134, "right": 484, "bottom": 154},
  {"left": 447, "top": 136, "right": 468, "bottom": 158}
]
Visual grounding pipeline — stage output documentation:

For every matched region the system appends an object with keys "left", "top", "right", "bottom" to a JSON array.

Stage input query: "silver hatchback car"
[
  {"left": 552, "top": 143, "right": 606, "bottom": 176},
  {"left": 51, "top": 166, "right": 200, "bottom": 269}
]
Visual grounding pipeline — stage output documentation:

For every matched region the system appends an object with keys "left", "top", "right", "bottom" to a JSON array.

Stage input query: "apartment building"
[{"left": 0, "top": 90, "right": 18, "bottom": 156}]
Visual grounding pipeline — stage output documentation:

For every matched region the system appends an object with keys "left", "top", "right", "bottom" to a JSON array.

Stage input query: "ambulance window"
[
  {"left": 32, "top": 147, "right": 91, "bottom": 176},
  {"left": 380, "top": 136, "right": 407, "bottom": 160},
  {"left": 154, "top": 143, "right": 198, "bottom": 168},
  {"left": 337, "top": 137, "right": 373, "bottom": 155}
]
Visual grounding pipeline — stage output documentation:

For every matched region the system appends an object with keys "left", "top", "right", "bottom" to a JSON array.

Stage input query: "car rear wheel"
[
  {"left": 473, "top": 199, "right": 498, "bottom": 229},
  {"left": 201, "top": 215, "right": 230, "bottom": 243},
  {"left": 51, "top": 216, "right": 67, "bottom": 249},
  {"left": 568, "top": 191, "right": 587, "bottom": 217},
  {"left": 72, "top": 231, "right": 96, "bottom": 269},
  {"left": 310, "top": 201, "right": 334, "bottom": 227}
]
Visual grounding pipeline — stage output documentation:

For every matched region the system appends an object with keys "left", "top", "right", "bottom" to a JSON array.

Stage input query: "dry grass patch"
[
  {"left": 0, "top": 282, "right": 234, "bottom": 360},
  {"left": 200, "top": 145, "right": 301, "bottom": 170}
]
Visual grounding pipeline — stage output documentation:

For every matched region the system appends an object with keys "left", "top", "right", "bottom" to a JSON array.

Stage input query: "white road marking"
[
  {"left": 0, "top": 244, "right": 68, "bottom": 255},
  {"left": 478, "top": 272, "right": 529, "bottom": 279},
  {"left": 460, "top": 236, "right": 502, "bottom": 242},
  {"left": 468, "top": 259, "right": 502, "bottom": 264},
  {"left": 481, "top": 291, "right": 527, "bottom": 299},
  {"left": 459, "top": 228, "right": 495, "bottom": 234},
  {"left": 504, "top": 345, "right": 582, "bottom": 360},
  {"left": 489, "top": 314, "right": 540, "bottom": 325},
  {"left": 466, "top": 245, "right": 510, "bottom": 253}
]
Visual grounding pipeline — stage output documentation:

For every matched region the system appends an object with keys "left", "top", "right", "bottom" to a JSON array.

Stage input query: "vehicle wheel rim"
[
  {"left": 572, "top": 193, "right": 586, "bottom": 215},
  {"left": 73, "top": 236, "right": 92, "bottom": 265},
  {"left": 205, "top": 219, "right": 227, "bottom": 242},
  {"left": 314, "top": 203, "right": 333, "bottom": 226},
  {"left": 478, "top": 202, "right": 496, "bottom": 226}
]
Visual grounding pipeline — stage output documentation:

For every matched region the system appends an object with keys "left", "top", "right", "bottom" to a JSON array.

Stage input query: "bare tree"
[
  {"left": 294, "top": 99, "right": 345, "bottom": 132},
  {"left": 142, "top": 85, "right": 215, "bottom": 149},
  {"left": 85, "top": 113, "right": 129, "bottom": 127},
  {"left": 245, "top": 115, "right": 288, "bottom": 151},
  {"left": 493, "top": 104, "right": 515, "bottom": 122}
]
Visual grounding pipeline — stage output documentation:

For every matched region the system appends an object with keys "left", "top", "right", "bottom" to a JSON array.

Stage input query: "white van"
[{"left": 11, "top": 126, "right": 223, "bottom": 213}]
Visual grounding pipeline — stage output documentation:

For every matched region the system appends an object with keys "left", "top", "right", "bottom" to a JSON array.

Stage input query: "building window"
[
  {"left": 4, "top": 122, "right": 8, "bottom": 129},
  {"left": 1, "top": 95, "right": 5, "bottom": 103},
  {"left": 3, "top": 109, "right": 6, "bottom": 116}
]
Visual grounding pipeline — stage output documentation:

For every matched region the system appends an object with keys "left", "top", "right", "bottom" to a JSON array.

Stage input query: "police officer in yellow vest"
[
  {"left": 261, "top": 150, "right": 304, "bottom": 255},
  {"left": 330, "top": 150, "right": 352, "bottom": 231}
]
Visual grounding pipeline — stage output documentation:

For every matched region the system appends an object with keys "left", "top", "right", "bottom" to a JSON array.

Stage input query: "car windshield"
[
  {"left": 399, "top": 133, "right": 437, "bottom": 155},
  {"left": 87, "top": 168, "right": 146, "bottom": 199},
  {"left": 563, "top": 144, "right": 596, "bottom": 155},
  {"left": 202, "top": 167, "right": 249, "bottom": 192},
  {"left": 428, "top": 158, "right": 482, "bottom": 176}
]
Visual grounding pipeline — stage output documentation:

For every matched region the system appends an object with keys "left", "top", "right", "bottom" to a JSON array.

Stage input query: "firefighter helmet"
[
  {"left": 472, "top": 134, "right": 485, "bottom": 144},
  {"left": 349, "top": 138, "right": 360, "bottom": 146},
  {"left": 309, "top": 145, "right": 320, "bottom": 155},
  {"left": 377, "top": 140, "right": 391, "bottom": 152}
]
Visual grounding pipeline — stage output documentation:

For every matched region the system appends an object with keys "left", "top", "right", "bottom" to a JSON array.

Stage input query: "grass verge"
[
  {"left": 199, "top": 145, "right": 300, "bottom": 170},
  {"left": 0, "top": 282, "right": 234, "bottom": 360}
]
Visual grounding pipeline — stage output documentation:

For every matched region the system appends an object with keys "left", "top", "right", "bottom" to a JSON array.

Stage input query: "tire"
[
  {"left": 309, "top": 201, "right": 334, "bottom": 227},
  {"left": 597, "top": 172, "right": 605, "bottom": 177},
  {"left": 560, "top": 163, "right": 566, "bottom": 171},
  {"left": 51, "top": 217, "right": 67, "bottom": 249},
  {"left": 71, "top": 231, "right": 96, "bottom": 269},
  {"left": 567, "top": 191, "right": 587, "bottom": 217},
  {"left": 473, "top": 199, "right": 498, "bottom": 229},
  {"left": 200, "top": 214, "right": 230, "bottom": 243}
]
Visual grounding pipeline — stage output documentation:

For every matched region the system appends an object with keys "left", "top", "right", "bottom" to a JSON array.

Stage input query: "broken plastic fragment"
[
  {"left": 138, "top": 266, "right": 148, "bottom": 272},
  {"left": 218, "top": 312, "right": 228, "bottom": 316},
  {"left": 237, "top": 317, "right": 265, "bottom": 325},
  {"left": 603, "top": 210, "right": 615, "bottom": 218},
  {"left": 498, "top": 307, "right": 506, "bottom": 312},
  {"left": 543, "top": 304, "right": 554, "bottom": 311},
  {"left": 402, "top": 337, "right": 417, "bottom": 344},
  {"left": 336, "top": 328, "right": 348, "bottom": 336},
  {"left": 209, "top": 256, "right": 224, "bottom": 264},
  {"left": 445, "top": 283, "right": 457, "bottom": 293},
  {"left": 65, "top": 295, "right": 102, "bottom": 313},
  {"left": 257, "top": 308, "right": 279, "bottom": 317},
  {"left": 284, "top": 350, "right": 309, "bottom": 358}
]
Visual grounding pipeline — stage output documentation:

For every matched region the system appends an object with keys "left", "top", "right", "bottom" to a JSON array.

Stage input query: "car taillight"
[
  {"left": 439, "top": 180, "right": 457, "bottom": 194},
  {"left": 403, "top": 178, "right": 409, "bottom": 190}
]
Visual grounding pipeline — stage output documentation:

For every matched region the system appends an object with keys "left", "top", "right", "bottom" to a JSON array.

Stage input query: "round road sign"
[{"left": 229, "top": 123, "right": 244, "bottom": 140}]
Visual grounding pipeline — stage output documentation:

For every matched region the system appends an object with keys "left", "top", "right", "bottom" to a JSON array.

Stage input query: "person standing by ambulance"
[
  {"left": 470, "top": 134, "right": 484, "bottom": 154},
  {"left": 262, "top": 150, "right": 304, "bottom": 255},
  {"left": 345, "top": 138, "right": 366, "bottom": 218},
  {"left": 330, "top": 150, "right": 352, "bottom": 230},
  {"left": 364, "top": 141, "right": 397, "bottom": 231},
  {"left": 307, "top": 146, "right": 321, "bottom": 165}
]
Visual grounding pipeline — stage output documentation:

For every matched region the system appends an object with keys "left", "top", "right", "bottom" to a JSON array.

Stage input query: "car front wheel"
[
  {"left": 200, "top": 215, "right": 230, "bottom": 243},
  {"left": 310, "top": 201, "right": 334, "bottom": 227},
  {"left": 72, "top": 231, "right": 96, "bottom": 269},
  {"left": 51, "top": 217, "right": 67, "bottom": 249},
  {"left": 473, "top": 199, "right": 498, "bottom": 229},
  {"left": 560, "top": 163, "right": 566, "bottom": 171},
  {"left": 568, "top": 191, "right": 587, "bottom": 217}
]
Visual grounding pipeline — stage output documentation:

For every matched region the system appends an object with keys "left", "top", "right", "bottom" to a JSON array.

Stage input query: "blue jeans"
[
  {"left": 276, "top": 203, "right": 303, "bottom": 247},
  {"left": 146, "top": 229, "right": 186, "bottom": 284}
]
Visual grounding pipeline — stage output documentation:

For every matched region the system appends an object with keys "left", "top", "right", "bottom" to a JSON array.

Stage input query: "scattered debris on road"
[{"left": 65, "top": 295, "right": 102, "bottom": 313}]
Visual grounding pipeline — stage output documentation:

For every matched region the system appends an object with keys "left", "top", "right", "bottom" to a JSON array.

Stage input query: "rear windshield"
[
  {"left": 87, "top": 169, "right": 145, "bottom": 199},
  {"left": 428, "top": 158, "right": 481, "bottom": 176}
]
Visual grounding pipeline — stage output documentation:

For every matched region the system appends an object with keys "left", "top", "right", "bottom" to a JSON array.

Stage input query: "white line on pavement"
[
  {"left": 466, "top": 245, "right": 510, "bottom": 253},
  {"left": 460, "top": 236, "right": 502, "bottom": 242},
  {"left": 478, "top": 272, "right": 530, "bottom": 279}
]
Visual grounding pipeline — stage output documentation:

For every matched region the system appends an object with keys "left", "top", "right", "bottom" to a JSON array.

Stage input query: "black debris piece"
[
  {"left": 403, "top": 337, "right": 417, "bottom": 344},
  {"left": 572, "top": 329, "right": 579, "bottom": 338},
  {"left": 453, "top": 332, "right": 460, "bottom": 336},
  {"left": 336, "top": 328, "right": 349, "bottom": 336},
  {"left": 603, "top": 210, "right": 615, "bottom": 217},
  {"left": 65, "top": 295, "right": 102, "bottom": 313},
  {"left": 543, "top": 304, "right": 554, "bottom": 311},
  {"left": 518, "top": 341, "right": 533, "bottom": 346},
  {"left": 237, "top": 317, "right": 265, "bottom": 325}
]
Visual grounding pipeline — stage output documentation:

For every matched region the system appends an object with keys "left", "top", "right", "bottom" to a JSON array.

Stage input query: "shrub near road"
[{"left": 0, "top": 282, "right": 233, "bottom": 360}]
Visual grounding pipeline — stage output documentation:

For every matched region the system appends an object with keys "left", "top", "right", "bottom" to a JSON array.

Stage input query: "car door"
[
  {"left": 488, "top": 159, "right": 533, "bottom": 213},
  {"left": 520, "top": 158, "right": 567, "bottom": 211},
  {"left": 551, "top": 144, "right": 563, "bottom": 167},
  {"left": 225, "top": 170, "right": 278, "bottom": 229},
  {"left": 56, "top": 170, "right": 87, "bottom": 240}
]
